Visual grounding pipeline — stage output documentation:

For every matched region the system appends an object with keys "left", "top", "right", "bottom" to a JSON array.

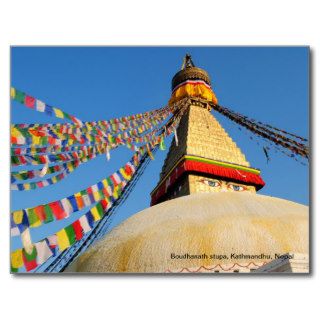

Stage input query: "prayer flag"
[
  {"left": 44, "top": 204, "right": 54, "bottom": 223},
  {"left": 36, "top": 99, "right": 46, "bottom": 112},
  {"left": 53, "top": 108, "right": 64, "bottom": 119},
  {"left": 21, "top": 228, "right": 33, "bottom": 254},
  {"left": 34, "top": 205, "right": 46, "bottom": 222},
  {"left": 110, "top": 173, "right": 121, "bottom": 185},
  {"left": 72, "top": 220, "right": 83, "bottom": 241},
  {"left": 64, "top": 225, "right": 76, "bottom": 246},
  {"left": 49, "top": 201, "right": 67, "bottom": 220},
  {"left": 22, "top": 247, "right": 38, "bottom": 271},
  {"left": 56, "top": 229, "right": 70, "bottom": 251},
  {"left": 25, "top": 95, "right": 35, "bottom": 108},
  {"left": 160, "top": 137, "right": 166, "bottom": 150},
  {"left": 27, "top": 208, "right": 41, "bottom": 227},
  {"left": 15, "top": 90, "right": 25, "bottom": 104},
  {"left": 11, "top": 249, "right": 23, "bottom": 269},
  {"left": 35, "top": 241, "right": 53, "bottom": 265},
  {"left": 79, "top": 215, "right": 91, "bottom": 233},
  {"left": 61, "top": 198, "right": 73, "bottom": 216},
  {"left": 10, "top": 87, "right": 16, "bottom": 99}
]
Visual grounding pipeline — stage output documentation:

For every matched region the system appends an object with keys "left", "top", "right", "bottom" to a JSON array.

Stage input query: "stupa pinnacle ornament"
[{"left": 151, "top": 55, "right": 265, "bottom": 205}]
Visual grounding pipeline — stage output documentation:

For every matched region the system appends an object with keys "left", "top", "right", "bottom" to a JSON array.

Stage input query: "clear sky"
[{"left": 11, "top": 47, "right": 309, "bottom": 251}]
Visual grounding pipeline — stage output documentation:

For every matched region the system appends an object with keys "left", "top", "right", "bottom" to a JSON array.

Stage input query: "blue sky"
[{"left": 11, "top": 47, "right": 309, "bottom": 251}]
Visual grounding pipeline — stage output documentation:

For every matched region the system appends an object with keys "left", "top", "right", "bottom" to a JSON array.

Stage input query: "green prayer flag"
[
  {"left": 63, "top": 111, "right": 71, "bottom": 120},
  {"left": 41, "top": 136, "right": 48, "bottom": 145},
  {"left": 106, "top": 177, "right": 113, "bottom": 186},
  {"left": 23, "top": 246, "right": 37, "bottom": 261},
  {"left": 44, "top": 204, "right": 54, "bottom": 223},
  {"left": 98, "top": 189, "right": 105, "bottom": 198},
  {"left": 96, "top": 202, "right": 104, "bottom": 218},
  {"left": 65, "top": 225, "right": 76, "bottom": 245},
  {"left": 15, "top": 90, "right": 25, "bottom": 104},
  {"left": 21, "top": 172, "right": 29, "bottom": 180},
  {"left": 11, "top": 156, "right": 19, "bottom": 165},
  {"left": 11, "top": 266, "right": 18, "bottom": 273},
  {"left": 160, "top": 138, "right": 166, "bottom": 151},
  {"left": 28, "top": 208, "right": 40, "bottom": 226}
]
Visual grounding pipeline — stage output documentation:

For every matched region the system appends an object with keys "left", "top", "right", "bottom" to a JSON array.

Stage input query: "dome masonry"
[{"left": 70, "top": 193, "right": 308, "bottom": 273}]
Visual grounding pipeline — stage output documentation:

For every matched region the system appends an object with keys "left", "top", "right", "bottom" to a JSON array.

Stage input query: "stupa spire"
[
  {"left": 181, "top": 54, "right": 195, "bottom": 69},
  {"left": 150, "top": 55, "right": 265, "bottom": 205}
]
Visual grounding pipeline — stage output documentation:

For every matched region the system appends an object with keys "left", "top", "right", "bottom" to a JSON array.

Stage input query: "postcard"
[{"left": 10, "top": 47, "right": 309, "bottom": 273}]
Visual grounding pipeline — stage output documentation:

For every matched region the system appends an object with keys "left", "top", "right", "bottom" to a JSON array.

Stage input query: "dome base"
[{"left": 70, "top": 192, "right": 308, "bottom": 273}]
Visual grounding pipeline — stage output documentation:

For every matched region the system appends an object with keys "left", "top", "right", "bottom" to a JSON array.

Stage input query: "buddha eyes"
[
  {"left": 228, "top": 184, "right": 245, "bottom": 191},
  {"left": 202, "top": 180, "right": 221, "bottom": 187},
  {"left": 199, "top": 179, "right": 246, "bottom": 192},
  {"left": 200, "top": 179, "right": 246, "bottom": 191},
  {"left": 207, "top": 181, "right": 220, "bottom": 187}
]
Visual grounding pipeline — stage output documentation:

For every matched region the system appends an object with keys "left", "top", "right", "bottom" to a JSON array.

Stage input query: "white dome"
[{"left": 71, "top": 192, "right": 308, "bottom": 273}]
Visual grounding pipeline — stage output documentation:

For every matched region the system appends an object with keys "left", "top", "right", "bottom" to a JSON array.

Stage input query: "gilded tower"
[{"left": 151, "top": 55, "right": 265, "bottom": 205}]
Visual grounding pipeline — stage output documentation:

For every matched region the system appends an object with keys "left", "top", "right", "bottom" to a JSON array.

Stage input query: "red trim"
[
  {"left": 151, "top": 159, "right": 265, "bottom": 205},
  {"left": 172, "top": 80, "right": 211, "bottom": 93}
]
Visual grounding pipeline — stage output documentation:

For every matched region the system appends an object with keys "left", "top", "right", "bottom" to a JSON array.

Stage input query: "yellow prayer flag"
[
  {"left": 102, "top": 179, "right": 109, "bottom": 189},
  {"left": 93, "top": 191, "right": 101, "bottom": 202},
  {"left": 10, "top": 87, "right": 16, "bottom": 99},
  {"left": 32, "top": 136, "right": 42, "bottom": 145},
  {"left": 56, "top": 229, "right": 70, "bottom": 251},
  {"left": 91, "top": 206, "right": 101, "bottom": 222},
  {"left": 13, "top": 210, "right": 24, "bottom": 224},
  {"left": 113, "top": 188, "right": 119, "bottom": 200},
  {"left": 53, "top": 108, "right": 64, "bottom": 119},
  {"left": 11, "top": 127, "right": 20, "bottom": 138},
  {"left": 120, "top": 168, "right": 130, "bottom": 180},
  {"left": 11, "top": 249, "right": 23, "bottom": 269}
]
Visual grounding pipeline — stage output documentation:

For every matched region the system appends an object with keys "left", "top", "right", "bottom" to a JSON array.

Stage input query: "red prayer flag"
[
  {"left": 48, "top": 137, "right": 56, "bottom": 145},
  {"left": 39, "top": 155, "right": 47, "bottom": 164},
  {"left": 29, "top": 129, "right": 46, "bottom": 137},
  {"left": 125, "top": 164, "right": 133, "bottom": 175},
  {"left": 22, "top": 251, "right": 37, "bottom": 272},
  {"left": 28, "top": 171, "right": 35, "bottom": 179},
  {"left": 100, "top": 199, "right": 108, "bottom": 211},
  {"left": 49, "top": 201, "right": 67, "bottom": 220},
  {"left": 72, "top": 220, "right": 83, "bottom": 241},
  {"left": 25, "top": 95, "right": 35, "bottom": 108},
  {"left": 36, "top": 181, "right": 44, "bottom": 188}
]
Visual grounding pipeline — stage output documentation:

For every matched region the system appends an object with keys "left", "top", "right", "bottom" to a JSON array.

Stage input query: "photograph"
[{"left": 10, "top": 46, "right": 309, "bottom": 273}]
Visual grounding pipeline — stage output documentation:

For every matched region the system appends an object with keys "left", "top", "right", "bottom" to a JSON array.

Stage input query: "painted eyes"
[
  {"left": 202, "top": 180, "right": 221, "bottom": 187},
  {"left": 207, "top": 180, "right": 220, "bottom": 187},
  {"left": 228, "top": 184, "right": 245, "bottom": 191},
  {"left": 200, "top": 179, "right": 246, "bottom": 192}
]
